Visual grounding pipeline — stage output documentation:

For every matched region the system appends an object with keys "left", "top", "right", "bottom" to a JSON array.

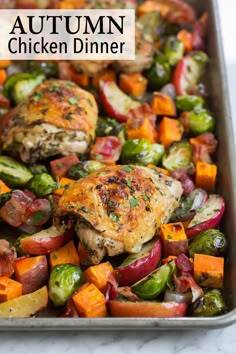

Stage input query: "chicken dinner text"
[{"left": 8, "top": 37, "right": 125, "bottom": 55}]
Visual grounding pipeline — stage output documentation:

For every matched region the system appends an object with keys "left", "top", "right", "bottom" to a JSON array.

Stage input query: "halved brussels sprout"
[
  {"left": 67, "top": 160, "right": 106, "bottom": 180},
  {"left": 191, "top": 289, "right": 226, "bottom": 317},
  {"left": 189, "top": 229, "right": 227, "bottom": 258},
  {"left": 175, "top": 95, "right": 206, "bottom": 111},
  {"left": 121, "top": 139, "right": 165, "bottom": 166},
  {"left": 131, "top": 261, "right": 175, "bottom": 300},
  {"left": 162, "top": 141, "right": 193, "bottom": 172},
  {"left": 145, "top": 51, "right": 171, "bottom": 90},
  {"left": 29, "top": 173, "right": 57, "bottom": 197},
  {"left": 48, "top": 264, "right": 84, "bottom": 307},
  {"left": 188, "top": 109, "right": 215, "bottom": 135},
  {"left": 164, "top": 36, "right": 184, "bottom": 66}
]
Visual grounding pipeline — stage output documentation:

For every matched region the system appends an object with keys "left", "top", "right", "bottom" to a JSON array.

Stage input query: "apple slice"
[
  {"left": 0, "top": 286, "right": 48, "bottom": 318},
  {"left": 20, "top": 225, "right": 74, "bottom": 255},
  {"left": 172, "top": 53, "right": 208, "bottom": 96},
  {"left": 100, "top": 81, "right": 141, "bottom": 122},
  {"left": 115, "top": 239, "right": 162, "bottom": 286},
  {"left": 186, "top": 194, "right": 225, "bottom": 238},
  {"left": 109, "top": 300, "right": 188, "bottom": 318}
]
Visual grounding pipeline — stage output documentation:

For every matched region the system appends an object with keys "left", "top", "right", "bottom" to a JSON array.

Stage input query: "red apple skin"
[
  {"left": 115, "top": 239, "right": 162, "bottom": 286},
  {"left": 20, "top": 226, "right": 74, "bottom": 255},
  {"left": 100, "top": 82, "right": 140, "bottom": 123},
  {"left": 109, "top": 300, "right": 188, "bottom": 318},
  {"left": 14, "top": 255, "right": 48, "bottom": 295},
  {"left": 186, "top": 195, "right": 225, "bottom": 238}
]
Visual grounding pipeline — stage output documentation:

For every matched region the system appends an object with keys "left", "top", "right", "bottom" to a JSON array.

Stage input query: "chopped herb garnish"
[
  {"left": 80, "top": 206, "right": 89, "bottom": 213},
  {"left": 86, "top": 98, "right": 93, "bottom": 107},
  {"left": 56, "top": 163, "right": 64, "bottom": 168},
  {"left": 68, "top": 97, "right": 78, "bottom": 105},
  {"left": 129, "top": 198, "right": 139, "bottom": 207},
  {"left": 52, "top": 254, "right": 58, "bottom": 260},
  {"left": 95, "top": 154, "right": 103, "bottom": 160},
  {"left": 121, "top": 166, "right": 134, "bottom": 173},
  {"left": 63, "top": 114, "right": 73, "bottom": 121},
  {"left": 97, "top": 171, "right": 107, "bottom": 175},
  {"left": 145, "top": 205, "right": 151, "bottom": 212},
  {"left": 111, "top": 213, "right": 119, "bottom": 222},
  {"left": 167, "top": 234, "right": 173, "bottom": 239},
  {"left": 32, "top": 90, "right": 43, "bottom": 102}
]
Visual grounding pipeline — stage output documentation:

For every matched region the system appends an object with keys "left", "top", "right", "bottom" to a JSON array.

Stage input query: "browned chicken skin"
[
  {"left": 55, "top": 165, "right": 183, "bottom": 264},
  {"left": 1, "top": 80, "right": 98, "bottom": 163}
]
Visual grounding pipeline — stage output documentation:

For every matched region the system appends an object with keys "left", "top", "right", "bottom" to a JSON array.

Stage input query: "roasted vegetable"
[
  {"left": 191, "top": 289, "right": 226, "bottom": 317},
  {"left": 121, "top": 139, "right": 165, "bottom": 166},
  {"left": 194, "top": 254, "right": 224, "bottom": 289},
  {"left": 131, "top": 261, "right": 175, "bottom": 300},
  {"left": 189, "top": 229, "right": 227, "bottom": 258},
  {"left": 67, "top": 160, "right": 105, "bottom": 180},
  {"left": 0, "top": 286, "right": 48, "bottom": 318},
  {"left": 175, "top": 95, "right": 205, "bottom": 111},
  {"left": 48, "top": 263, "right": 84, "bottom": 307},
  {"left": 0, "top": 156, "right": 33, "bottom": 188},
  {"left": 162, "top": 141, "right": 193, "bottom": 172},
  {"left": 29, "top": 173, "right": 57, "bottom": 197},
  {"left": 29, "top": 164, "right": 48, "bottom": 175},
  {"left": 145, "top": 51, "right": 171, "bottom": 90},
  {"left": 182, "top": 109, "right": 215, "bottom": 135},
  {"left": 96, "top": 117, "right": 124, "bottom": 138},
  {"left": 8, "top": 73, "right": 45, "bottom": 105},
  {"left": 3, "top": 73, "right": 32, "bottom": 98},
  {"left": 172, "top": 51, "right": 208, "bottom": 95},
  {"left": 164, "top": 36, "right": 184, "bottom": 66},
  {"left": 23, "top": 61, "right": 58, "bottom": 78}
]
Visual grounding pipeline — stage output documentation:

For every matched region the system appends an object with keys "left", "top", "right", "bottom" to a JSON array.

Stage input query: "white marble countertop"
[{"left": 1, "top": 1, "right": 236, "bottom": 353}]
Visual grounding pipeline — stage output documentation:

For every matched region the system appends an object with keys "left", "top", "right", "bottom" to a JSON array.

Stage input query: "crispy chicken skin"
[
  {"left": 1, "top": 80, "right": 98, "bottom": 163},
  {"left": 55, "top": 165, "right": 183, "bottom": 264}
]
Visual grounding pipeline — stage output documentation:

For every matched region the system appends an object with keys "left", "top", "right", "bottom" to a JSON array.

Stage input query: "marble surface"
[{"left": 1, "top": 1, "right": 236, "bottom": 353}]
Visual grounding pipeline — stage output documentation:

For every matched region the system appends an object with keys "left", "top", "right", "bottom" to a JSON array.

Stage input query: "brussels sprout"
[
  {"left": 23, "top": 61, "right": 58, "bottom": 78},
  {"left": 189, "top": 229, "right": 227, "bottom": 258},
  {"left": 164, "top": 36, "right": 184, "bottom": 66},
  {"left": 29, "top": 164, "right": 48, "bottom": 175},
  {"left": 191, "top": 51, "right": 209, "bottom": 66},
  {"left": 145, "top": 51, "right": 171, "bottom": 90},
  {"left": 188, "top": 109, "right": 215, "bottom": 135},
  {"left": 138, "top": 12, "right": 162, "bottom": 41},
  {"left": 162, "top": 141, "right": 193, "bottom": 172},
  {"left": 96, "top": 117, "right": 124, "bottom": 138},
  {"left": 48, "top": 264, "right": 84, "bottom": 307},
  {"left": 131, "top": 261, "right": 175, "bottom": 300},
  {"left": 121, "top": 139, "right": 165, "bottom": 166},
  {"left": 67, "top": 160, "right": 106, "bottom": 180},
  {"left": 29, "top": 173, "right": 57, "bottom": 197},
  {"left": 191, "top": 289, "right": 226, "bottom": 317},
  {"left": 175, "top": 95, "right": 206, "bottom": 111}
]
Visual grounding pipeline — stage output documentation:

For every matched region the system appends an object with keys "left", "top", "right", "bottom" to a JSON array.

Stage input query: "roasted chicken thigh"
[
  {"left": 0, "top": 80, "right": 98, "bottom": 163},
  {"left": 55, "top": 165, "right": 183, "bottom": 264}
]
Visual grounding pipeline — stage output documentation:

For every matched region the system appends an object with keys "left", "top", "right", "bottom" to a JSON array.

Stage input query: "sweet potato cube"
[
  {"left": 92, "top": 69, "right": 116, "bottom": 89},
  {"left": 84, "top": 261, "right": 113, "bottom": 292},
  {"left": 72, "top": 283, "right": 107, "bottom": 318},
  {"left": 119, "top": 73, "right": 148, "bottom": 97},
  {"left": 49, "top": 240, "right": 80, "bottom": 268},
  {"left": 54, "top": 177, "right": 76, "bottom": 196},
  {"left": 160, "top": 222, "right": 188, "bottom": 256},
  {"left": 151, "top": 92, "right": 176, "bottom": 117},
  {"left": 194, "top": 254, "right": 224, "bottom": 288},
  {"left": 195, "top": 161, "right": 217, "bottom": 192},
  {"left": 157, "top": 117, "right": 184, "bottom": 148},
  {"left": 0, "top": 277, "right": 22, "bottom": 303},
  {"left": 14, "top": 256, "right": 48, "bottom": 295},
  {"left": 126, "top": 116, "right": 157, "bottom": 143},
  {"left": 0, "top": 180, "right": 11, "bottom": 195}
]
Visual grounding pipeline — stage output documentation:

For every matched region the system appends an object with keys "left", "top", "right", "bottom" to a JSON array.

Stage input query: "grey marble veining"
[
  {"left": 1, "top": 0, "right": 236, "bottom": 353},
  {"left": 0, "top": 327, "right": 236, "bottom": 354}
]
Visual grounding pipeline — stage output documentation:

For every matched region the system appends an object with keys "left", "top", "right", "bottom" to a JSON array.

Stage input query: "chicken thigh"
[
  {"left": 55, "top": 165, "right": 183, "bottom": 264},
  {"left": 0, "top": 80, "right": 98, "bottom": 163}
]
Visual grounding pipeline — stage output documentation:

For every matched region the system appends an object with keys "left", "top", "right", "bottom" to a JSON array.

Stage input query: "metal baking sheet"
[{"left": 0, "top": 0, "right": 236, "bottom": 330}]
